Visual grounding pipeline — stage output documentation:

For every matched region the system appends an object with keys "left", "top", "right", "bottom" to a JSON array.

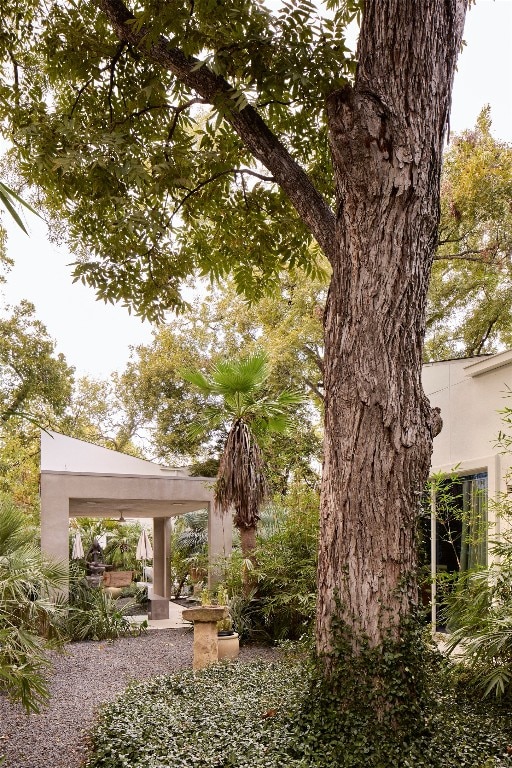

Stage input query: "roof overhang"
[{"left": 464, "top": 349, "right": 512, "bottom": 378}]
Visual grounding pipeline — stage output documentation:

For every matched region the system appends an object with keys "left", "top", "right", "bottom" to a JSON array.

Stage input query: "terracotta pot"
[{"left": 217, "top": 631, "right": 240, "bottom": 660}]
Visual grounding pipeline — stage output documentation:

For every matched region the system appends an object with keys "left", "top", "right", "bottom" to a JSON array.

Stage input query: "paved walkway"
[{"left": 127, "top": 597, "right": 190, "bottom": 630}]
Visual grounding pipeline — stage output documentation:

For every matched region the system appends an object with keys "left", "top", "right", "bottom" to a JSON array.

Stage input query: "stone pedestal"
[{"left": 182, "top": 606, "right": 228, "bottom": 670}]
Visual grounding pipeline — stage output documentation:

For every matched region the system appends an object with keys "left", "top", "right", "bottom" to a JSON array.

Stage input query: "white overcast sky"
[{"left": 2, "top": 0, "right": 512, "bottom": 380}]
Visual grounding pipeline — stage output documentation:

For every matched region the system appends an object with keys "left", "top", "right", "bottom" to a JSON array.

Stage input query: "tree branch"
[
  {"left": 70, "top": 63, "right": 112, "bottom": 117},
  {"left": 302, "top": 343, "right": 324, "bottom": 375},
  {"left": 108, "top": 42, "right": 127, "bottom": 125},
  {"left": 1, "top": 387, "right": 29, "bottom": 423},
  {"left": 95, "top": 0, "right": 336, "bottom": 262},
  {"left": 472, "top": 316, "right": 499, "bottom": 356},
  {"left": 166, "top": 98, "right": 207, "bottom": 144},
  {"left": 172, "top": 169, "right": 275, "bottom": 220},
  {"left": 433, "top": 247, "right": 500, "bottom": 263},
  {"left": 304, "top": 377, "right": 324, "bottom": 402},
  {"left": 8, "top": 50, "right": 20, "bottom": 109}
]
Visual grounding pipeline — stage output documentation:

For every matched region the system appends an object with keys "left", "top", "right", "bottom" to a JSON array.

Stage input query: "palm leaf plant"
[
  {"left": 443, "top": 515, "right": 512, "bottom": 700},
  {"left": 66, "top": 577, "right": 137, "bottom": 641},
  {"left": 183, "top": 351, "right": 304, "bottom": 570},
  {"left": 171, "top": 511, "right": 208, "bottom": 597},
  {"left": 0, "top": 180, "right": 41, "bottom": 235},
  {"left": 103, "top": 521, "right": 143, "bottom": 577},
  {"left": 0, "top": 503, "right": 67, "bottom": 713}
]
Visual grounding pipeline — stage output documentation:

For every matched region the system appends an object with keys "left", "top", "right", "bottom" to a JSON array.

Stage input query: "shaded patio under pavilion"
[{"left": 40, "top": 431, "right": 232, "bottom": 596}]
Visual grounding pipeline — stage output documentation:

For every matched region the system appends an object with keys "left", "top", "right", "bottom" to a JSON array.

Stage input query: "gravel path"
[{"left": 0, "top": 628, "right": 280, "bottom": 768}]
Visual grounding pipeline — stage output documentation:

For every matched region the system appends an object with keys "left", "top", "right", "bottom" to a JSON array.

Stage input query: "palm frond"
[
  {"left": 174, "top": 528, "right": 206, "bottom": 555},
  {"left": 0, "top": 181, "right": 42, "bottom": 235},
  {"left": 481, "top": 664, "right": 512, "bottom": 698},
  {"left": 216, "top": 419, "right": 267, "bottom": 530},
  {"left": 0, "top": 503, "right": 68, "bottom": 712},
  {"left": 181, "top": 368, "right": 214, "bottom": 394},
  {"left": 256, "top": 503, "right": 287, "bottom": 538},
  {"left": 0, "top": 626, "right": 52, "bottom": 713},
  {"left": 185, "top": 405, "right": 226, "bottom": 440},
  {"left": 181, "top": 510, "right": 209, "bottom": 531},
  {"left": 209, "top": 352, "right": 269, "bottom": 396},
  {"left": 248, "top": 392, "right": 306, "bottom": 434}
]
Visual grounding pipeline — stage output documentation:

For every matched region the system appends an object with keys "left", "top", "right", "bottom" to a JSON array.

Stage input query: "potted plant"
[{"left": 215, "top": 585, "right": 239, "bottom": 660}]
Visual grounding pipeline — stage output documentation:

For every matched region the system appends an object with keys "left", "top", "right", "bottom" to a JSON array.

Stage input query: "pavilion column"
[
  {"left": 40, "top": 476, "right": 69, "bottom": 595},
  {"left": 153, "top": 517, "right": 172, "bottom": 597},
  {"left": 208, "top": 502, "right": 233, "bottom": 587}
]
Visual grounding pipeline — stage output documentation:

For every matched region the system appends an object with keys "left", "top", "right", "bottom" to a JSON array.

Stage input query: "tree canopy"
[
  {"left": 116, "top": 276, "right": 323, "bottom": 488},
  {"left": 0, "top": 0, "right": 356, "bottom": 318},
  {"left": 426, "top": 108, "right": 512, "bottom": 359},
  {"left": 0, "top": 300, "right": 73, "bottom": 425},
  {"left": 0, "top": 0, "right": 468, "bottom": 687},
  {"left": 0, "top": 299, "right": 72, "bottom": 512}
]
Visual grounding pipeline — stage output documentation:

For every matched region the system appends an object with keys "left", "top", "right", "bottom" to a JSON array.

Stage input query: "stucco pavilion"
[{"left": 40, "top": 431, "right": 232, "bottom": 596}]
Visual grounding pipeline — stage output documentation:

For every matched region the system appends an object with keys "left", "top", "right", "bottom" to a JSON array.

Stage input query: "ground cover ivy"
[
  {"left": 294, "top": 619, "right": 512, "bottom": 768},
  {"left": 85, "top": 661, "right": 309, "bottom": 768},
  {"left": 86, "top": 654, "right": 512, "bottom": 768}
]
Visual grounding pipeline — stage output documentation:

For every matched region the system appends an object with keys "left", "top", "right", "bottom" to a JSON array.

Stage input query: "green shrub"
[
  {"left": 134, "top": 584, "right": 148, "bottom": 605},
  {"left": 294, "top": 617, "right": 512, "bottom": 768},
  {"left": 442, "top": 497, "right": 512, "bottom": 699},
  {"left": 444, "top": 561, "right": 512, "bottom": 699},
  {"left": 66, "top": 579, "right": 144, "bottom": 641},
  {"left": 86, "top": 661, "right": 309, "bottom": 768},
  {"left": 84, "top": 651, "right": 512, "bottom": 768},
  {"left": 103, "top": 521, "right": 145, "bottom": 579},
  {"left": 223, "top": 485, "right": 319, "bottom": 642},
  {"left": 0, "top": 503, "right": 67, "bottom": 713},
  {"left": 170, "top": 510, "right": 209, "bottom": 597}
]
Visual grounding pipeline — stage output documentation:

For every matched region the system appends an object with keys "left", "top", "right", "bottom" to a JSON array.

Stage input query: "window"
[
  {"left": 432, "top": 472, "right": 488, "bottom": 574},
  {"left": 421, "top": 472, "right": 488, "bottom": 629}
]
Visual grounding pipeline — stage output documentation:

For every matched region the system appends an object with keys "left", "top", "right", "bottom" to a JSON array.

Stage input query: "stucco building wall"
[{"left": 423, "top": 350, "right": 512, "bottom": 543}]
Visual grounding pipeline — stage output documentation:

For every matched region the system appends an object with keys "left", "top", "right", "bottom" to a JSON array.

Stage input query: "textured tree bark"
[
  {"left": 316, "top": 0, "right": 466, "bottom": 657},
  {"left": 239, "top": 525, "right": 257, "bottom": 557},
  {"left": 239, "top": 524, "right": 257, "bottom": 596}
]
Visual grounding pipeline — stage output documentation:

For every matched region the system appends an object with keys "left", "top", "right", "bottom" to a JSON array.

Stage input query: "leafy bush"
[
  {"left": 66, "top": 579, "right": 144, "bottom": 641},
  {"left": 85, "top": 652, "right": 512, "bottom": 768},
  {"left": 170, "top": 510, "right": 208, "bottom": 597},
  {"left": 443, "top": 533, "right": 512, "bottom": 698},
  {"left": 103, "top": 521, "right": 145, "bottom": 579},
  {"left": 295, "top": 618, "right": 512, "bottom": 768},
  {"left": 223, "top": 485, "right": 319, "bottom": 641},
  {"left": 86, "top": 661, "right": 308, "bottom": 768},
  {"left": 0, "top": 503, "right": 67, "bottom": 712}
]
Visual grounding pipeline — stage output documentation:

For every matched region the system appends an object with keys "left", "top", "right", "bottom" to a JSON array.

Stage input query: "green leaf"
[{"left": 0, "top": 181, "right": 42, "bottom": 234}]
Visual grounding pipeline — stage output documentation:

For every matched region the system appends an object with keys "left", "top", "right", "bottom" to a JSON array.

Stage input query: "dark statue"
[{"left": 85, "top": 538, "right": 106, "bottom": 577}]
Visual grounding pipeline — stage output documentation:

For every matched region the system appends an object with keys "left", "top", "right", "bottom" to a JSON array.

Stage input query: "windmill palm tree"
[{"left": 183, "top": 351, "right": 304, "bottom": 560}]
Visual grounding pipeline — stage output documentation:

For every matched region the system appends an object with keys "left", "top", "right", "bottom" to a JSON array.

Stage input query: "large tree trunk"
[{"left": 316, "top": 0, "right": 466, "bottom": 657}]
